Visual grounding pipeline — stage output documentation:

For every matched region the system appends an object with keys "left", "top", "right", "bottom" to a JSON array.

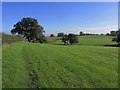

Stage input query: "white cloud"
[
  {"left": 62, "top": 25, "right": 118, "bottom": 35},
  {"left": 81, "top": 25, "right": 118, "bottom": 34}
]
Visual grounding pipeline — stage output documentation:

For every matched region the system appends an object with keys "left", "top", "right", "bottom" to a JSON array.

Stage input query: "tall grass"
[{"left": 2, "top": 33, "right": 25, "bottom": 45}]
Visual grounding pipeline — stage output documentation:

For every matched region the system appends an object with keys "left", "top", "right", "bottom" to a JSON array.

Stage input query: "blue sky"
[{"left": 2, "top": 2, "right": 118, "bottom": 35}]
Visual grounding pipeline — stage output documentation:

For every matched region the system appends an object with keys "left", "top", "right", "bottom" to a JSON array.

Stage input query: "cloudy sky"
[{"left": 2, "top": 2, "right": 118, "bottom": 35}]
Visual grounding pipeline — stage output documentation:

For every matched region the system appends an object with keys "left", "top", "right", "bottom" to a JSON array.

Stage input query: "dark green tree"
[
  {"left": 116, "top": 29, "right": 120, "bottom": 45},
  {"left": 50, "top": 34, "right": 54, "bottom": 37},
  {"left": 106, "top": 33, "right": 110, "bottom": 36},
  {"left": 57, "top": 32, "right": 64, "bottom": 37},
  {"left": 110, "top": 31, "right": 117, "bottom": 36},
  {"left": 68, "top": 34, "right": 78, "bottom": 45},
  {"left": 11, "top": 17, "right": 46, "bottom": 43},
  {"left": 62, "top": 34, "right": 68, "bottom": 45},
  {"left": 79, "top": 31, "right": 84, "bottom": 36}
]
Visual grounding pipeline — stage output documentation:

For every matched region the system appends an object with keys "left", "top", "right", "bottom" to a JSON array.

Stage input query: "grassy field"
[
  {"left": 46, "top": 36, "right": 61, "bottom": 43},
  {"left": 0, "top": 45, "right": 1, "bottom": 89},
  {"left": 78, "top": 35, "right": 116, "bottom": 46},
  {"left": 2, "top": 33, "right": 25, "bottom": 45},
  {"left": 52, "top": 35, "right": 116, "bottom": 46},
  {"left": 2, "top": 35, "right": 118, "bottom": 88},
  {"left": 2, "top": 33, "right": 60, "bottom": 45}
]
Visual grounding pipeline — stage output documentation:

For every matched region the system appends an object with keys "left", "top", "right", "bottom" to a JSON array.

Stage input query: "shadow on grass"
[
  {"left": 53, "top": 44, "right": 70, "bottom": 46},
  {"left": 53, "top": 43, "right": 120, "bottom": 47},
  {"left": 104, "top": 44, "right": 120, "bottom": 47}
]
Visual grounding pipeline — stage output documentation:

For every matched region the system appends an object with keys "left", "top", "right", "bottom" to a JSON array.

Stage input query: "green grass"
[
  {"left": 52, "top": 35, "right": 116, "bottom": 46},
  {"left": 2, "top": 33, "right": 25, "bottom": 45},
  {"left": 46, "top": 36, "right": 61, "bottom": 43},
  {"left": 3, "top": 35, "right": 118, "bottom": 88},
  {"left": 78, "top": 35, "right": 116, "bottom": 46},
  {"left": 0, "top": 45, "right": 2, "bottom": 89},
  {"left": 2, "top": 33, "right": 60, "bottom": 45}
]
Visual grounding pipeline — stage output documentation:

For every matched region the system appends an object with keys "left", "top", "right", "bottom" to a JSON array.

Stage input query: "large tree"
[{"left": 11, "top": 17, "right": 46, "bottom": 43}]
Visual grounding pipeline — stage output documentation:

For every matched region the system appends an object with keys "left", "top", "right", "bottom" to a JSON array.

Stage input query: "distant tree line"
[
  {"left": 50, "top": 33, "right": 64, "bottom": 37},
  {"left": 79, "top": 31, "right": 119, "bottom": 36},
  {"left": 106, "top": 31, "right": 119, "bottom": 36},
  {"left": 79, "top": 31, "right": 102, "bottom": 36}
]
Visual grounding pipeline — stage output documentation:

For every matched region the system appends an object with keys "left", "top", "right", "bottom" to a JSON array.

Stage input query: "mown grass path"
[{"left": 22, "top": 44, "right": 39, "bottom": 88}]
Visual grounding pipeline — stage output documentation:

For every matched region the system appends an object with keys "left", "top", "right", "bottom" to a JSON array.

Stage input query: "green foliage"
[
  {"left": 61, "top": 34, "right": 78, "bottom": 45},
  {"left": 68, "top": 34, "right": 78, "bottom": 45},
  {"left": 2, "top": 33, "right": 25, "bottom": 44},
  {"left": 110, "top": 31, "right": 117, "bottom": 36},
  {"left": 11, "top": 17, "right": 46, "bottom": 43},
  {"left": 50, "top": 34, "right": 54, "bottom": 37},
  {"left": 57, "top": 32, "right": 64, "bottom": 37},
  {"left": 106, "top": 33, "right": 110, "bottom": 36},
  {"left": 110, "top": 29, "right": 120, "bottom": 46},
  {"left": 79, "top": 31, "right": 85, "bottom": 36},
  {"left": 116, "top": 29, "right": 120, "bottom": 45},
  {"left": 61, "top": 34, "right": 68, "bottom": 45}
]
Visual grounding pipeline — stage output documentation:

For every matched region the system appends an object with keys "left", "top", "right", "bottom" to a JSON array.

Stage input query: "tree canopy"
[
  {"left": 50, "top": 34, "right": 54, "bottom": 37},
  {"left": 79, "top": 31, "right": 85, "bottom": 36},
  {"left": 11, "top": 17, "right": 46, "bottom": 43},
  {"left": 62, "top": 34, "right": 68, "bottom": 45},
  {"left": 62, "top": 34, "right": 78, "bottom": 45},
  {"left": 110, "top": 31, "right": 117, "bottom": 36},
  {"left": 68, "top": 34, "right": 78, "bottom": 45},
  {"left": 116, "top": 29, "right": 120, "bottom": 45},
  {"left": 57, "top": 32, "right": 64, "bottom": 37}
]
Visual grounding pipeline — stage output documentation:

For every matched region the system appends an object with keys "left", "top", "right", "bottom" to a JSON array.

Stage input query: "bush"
[
  {"left": 2, "top": 33, "right": 25, "bottom": 44},
  {"left": 61, "top": 33, "right": 78, "bottom": 45},
  {"left": 68, "top": 34, "right": 78, "bottom": 45}
]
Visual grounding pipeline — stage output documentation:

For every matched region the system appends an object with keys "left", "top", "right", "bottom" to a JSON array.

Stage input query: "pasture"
[{"left": 2, "top": 35, "right": 118, "bottom": 88}]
